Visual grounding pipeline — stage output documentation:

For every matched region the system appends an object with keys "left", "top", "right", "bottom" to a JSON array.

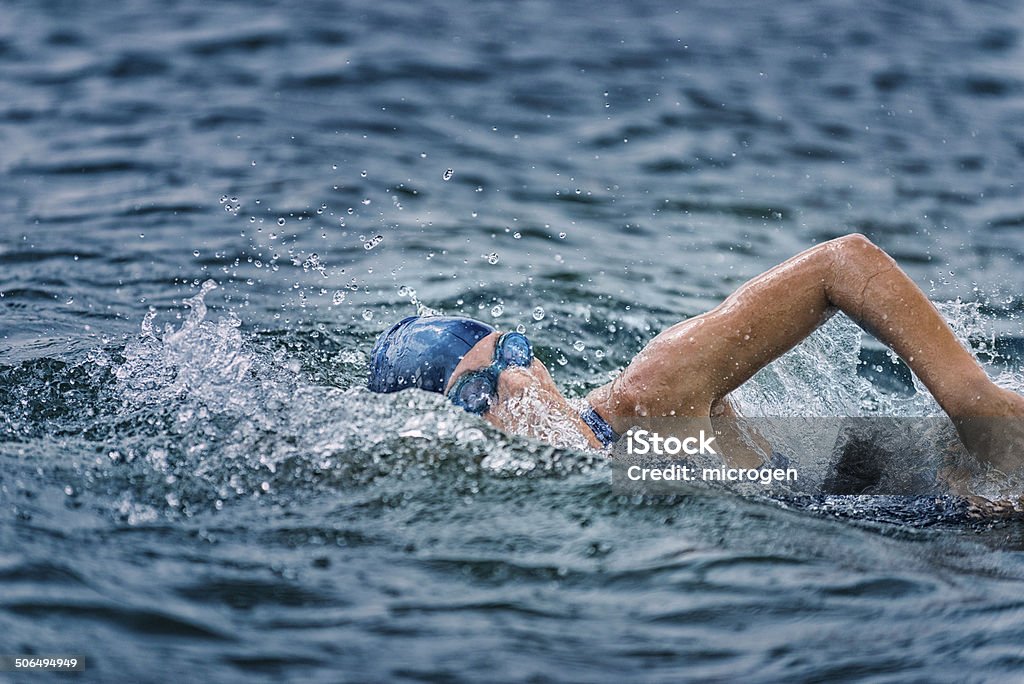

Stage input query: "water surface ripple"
[{"left": 2, "top": 0, "right": 1024, "bottom": 681}]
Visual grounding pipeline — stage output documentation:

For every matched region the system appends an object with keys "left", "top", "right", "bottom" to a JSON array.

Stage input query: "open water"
[{"left": 2, "top": 0, "right": 1024, "bottom": 681}]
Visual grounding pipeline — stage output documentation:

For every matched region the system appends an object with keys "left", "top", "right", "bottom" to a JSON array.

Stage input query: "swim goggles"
[{"left": 446, "top": 332, "right": 532, "bottom": 414}]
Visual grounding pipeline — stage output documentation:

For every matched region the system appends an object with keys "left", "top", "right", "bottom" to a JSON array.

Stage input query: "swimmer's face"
[{"left": 444, "top": 331, "right": 567, "bottom": 430}]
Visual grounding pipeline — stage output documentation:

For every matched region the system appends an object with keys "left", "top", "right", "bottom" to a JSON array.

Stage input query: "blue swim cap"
[{"left": 368, "top": 315, "right": 496, "bottom": 394}]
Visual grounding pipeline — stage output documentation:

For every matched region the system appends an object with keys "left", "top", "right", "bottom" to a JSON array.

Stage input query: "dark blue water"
[{"left": 3, "top": 0, "right": 1024, "bottom": 681}]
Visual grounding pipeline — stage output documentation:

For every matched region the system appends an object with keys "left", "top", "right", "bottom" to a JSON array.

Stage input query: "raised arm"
[{"left": 594, "top": 234, "right": 1003, "bottom": 423}]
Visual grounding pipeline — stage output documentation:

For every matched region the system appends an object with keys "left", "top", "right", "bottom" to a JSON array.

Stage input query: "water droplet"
[
  {"left": 532, "top": 306, "right": 545, "bottom": 321},
  {"left": 573, "top": 340, "right": 585, "bottom": 352},
  {"left": 277, "top": 217, "right": 286, "bottom": 226},
  {"left": 483, "top": 252, "right": 499, "bottom": 265},
  {"left": 595, "top": 349, "right": 605, "bottom": 359},
  {"left": 559, "top": 232, "right": 567, "bottom": 239},
  {"left": 362, "top": 309, "right": 374, "bottom": 321},
  {"left": 516, "top": 323, "right": 526, "bottom": 333},
  {"left": 513, "top": 232, "right": 522, "bottom": 239},
  {"left": 442, "top": 168, "right": 454, "bottom": 181},
  {"left": 490, "top": 304, "right": 504, "bottom": 318},
  {"left": 363, "top": 234, "right": 384, "bottom": 250},
  {"left": 556, "top": 354, "right": 568, "bottom": 366},
  {"left": 360, "top": 169, "right": 368, "bottom": 177}
]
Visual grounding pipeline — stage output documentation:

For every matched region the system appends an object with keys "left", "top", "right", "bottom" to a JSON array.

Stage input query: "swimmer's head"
[
  {"left": 369, "top": 314, "right": 600, "bottom": 448},
  {"left": 367, "top": 315, "right": 496, "bottom": 394}
]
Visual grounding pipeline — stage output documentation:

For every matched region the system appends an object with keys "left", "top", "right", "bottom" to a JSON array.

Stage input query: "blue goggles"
[{"left": 446, "top": 332, "right": 533, "bottom": 414}]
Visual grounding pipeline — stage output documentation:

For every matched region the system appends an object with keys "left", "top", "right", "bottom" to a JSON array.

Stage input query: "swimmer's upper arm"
[{"left": 614, "top": 241, "right": 839, "bottom": 411}]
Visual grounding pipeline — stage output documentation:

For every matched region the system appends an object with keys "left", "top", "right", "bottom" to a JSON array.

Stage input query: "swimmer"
[{"left": 368, "top": 234, "right": 1024, "bottom": 484}]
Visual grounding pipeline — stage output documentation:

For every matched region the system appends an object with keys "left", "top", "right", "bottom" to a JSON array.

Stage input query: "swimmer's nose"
[{"left": 498, "top": 363, "right": 534, "bottom": 391}]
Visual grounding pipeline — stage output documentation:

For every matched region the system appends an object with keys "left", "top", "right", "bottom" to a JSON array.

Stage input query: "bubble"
[
  {"left": 302, "top": 253, "right": 328, "bottom": 277},
  {"left": 277, "top": 217, "right": 286, "bottom": 226},
  {"left": 442, "top": 168, "right": 454, "bottom": 181},
  {"left": 532, "top": 306, "right": 545, "bottom": 321},
  {"left": 573, "top": 340, "right": 585, "bottom": 352},
  {"left": 483, "top": 252, "right": 499, "bottom": 265},
  {"left": 361, "top": 309, "right": 374, "bottom": 321},
  {"left": 490, "top": 304, "right": 504, "bottom": 318}
]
